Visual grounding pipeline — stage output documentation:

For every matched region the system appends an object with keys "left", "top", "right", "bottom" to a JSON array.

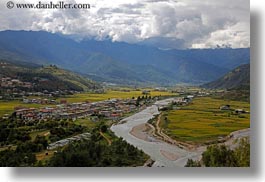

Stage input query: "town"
[{"left": 13, "top": 98, "right": 142, "bottom": 122}]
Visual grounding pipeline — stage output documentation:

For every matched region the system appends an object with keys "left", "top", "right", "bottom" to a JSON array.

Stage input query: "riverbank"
[
  {"left": 111, "top": 98, "right": 250, "bottom": 167},
  {"left": 111, "top": 98, "right": 195, "bottom": 167}
]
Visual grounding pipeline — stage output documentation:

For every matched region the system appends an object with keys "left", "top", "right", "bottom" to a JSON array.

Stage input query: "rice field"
[
  {"left": 57, "top": 90, "right": 176, "bottom": 103},
  {"left": 0, "top": 100, "right": 49, "bottom": 117},
  {"left": 162, "top": 97, "right": 250, "bottom": 144}
]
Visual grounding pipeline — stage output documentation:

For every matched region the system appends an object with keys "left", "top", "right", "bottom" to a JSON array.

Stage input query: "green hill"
[
  {"left": 0, "top": 60, "right": 101, "bottom": 92},
  {"left": 202, "top": 64, "right": 250, "bottom": 90},
  {"left": 202, "top": 64, "right": 250, "bottom": 101}
]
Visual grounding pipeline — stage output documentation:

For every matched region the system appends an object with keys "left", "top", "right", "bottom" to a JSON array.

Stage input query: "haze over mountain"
[{"left": 0, "top": 30, "right": 250, "bottom": 86}]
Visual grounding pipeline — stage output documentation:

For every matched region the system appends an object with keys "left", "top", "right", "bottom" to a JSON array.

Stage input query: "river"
[
  {"left": 110, "top": 98, "right": 202, "bottom": 167},
  {"left": 111, "top": 98, "right": 250, "bottom": 167}
]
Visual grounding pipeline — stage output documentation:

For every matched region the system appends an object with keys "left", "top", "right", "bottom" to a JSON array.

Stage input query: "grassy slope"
[
  {"left": 202, "top": 64, "right": 250, "bottom": 90},
  {"left": 162, "top": 97, "right": 250, "bottom": 144},
  {"left": 37, "top": 66, "right": 99, "bottom": 91},
  {"left": 74, "top": 118, "right": 96, "bottom": 128},
  {"left": 0, "top": 61, "right": 100, "bottom": 92}
]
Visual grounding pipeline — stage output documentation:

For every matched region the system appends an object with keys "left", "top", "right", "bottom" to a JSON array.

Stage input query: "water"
[{"left": 110, "top": 98, "right": 202, "bottom": 167}]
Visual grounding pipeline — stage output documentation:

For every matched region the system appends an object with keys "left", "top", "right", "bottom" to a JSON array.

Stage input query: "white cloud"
[{"left": 0, "top": 0, "right": 250, "bottom": 49}]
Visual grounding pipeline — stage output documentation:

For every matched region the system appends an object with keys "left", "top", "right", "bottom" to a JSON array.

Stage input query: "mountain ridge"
[
  {"left": 0, "top": 30, "right": 250, "bottom": 85},
  {"left": 201, "top": 64, "right": 250, "bottom": 90}
]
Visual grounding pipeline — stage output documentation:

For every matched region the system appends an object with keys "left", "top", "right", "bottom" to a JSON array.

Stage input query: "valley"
[{"left": 0, "top": 83, "right": 250, "bottom": 167}]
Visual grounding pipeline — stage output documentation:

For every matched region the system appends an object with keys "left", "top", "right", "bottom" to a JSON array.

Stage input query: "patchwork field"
[
  {"left": 161, "top": 97, "right": 250, "bottom": 144},
  {"left": 58, "top": 90, "right": 176, "bottom": 103}
]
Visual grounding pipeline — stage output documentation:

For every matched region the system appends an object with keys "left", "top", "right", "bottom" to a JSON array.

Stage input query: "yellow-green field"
[
  {"left": 58, "top": 90, "right": 176, "bottom": 103},
  {"left": 0, "top": 100, "right": 51, "bottom": 117},
  {"left": 0, "top": 90, "right": 175, "bottom": 117},
  {"left": 74, "top": 118, "right": 97, "bottom": 128},
  {"left": 29, "top": 130, "right": 50, "bottom": 141},
  {"left": 162, "top": 97, "right": 250, "bottom": 144},
  {"left": 36, "top": 149, "right": 56, "bottom": 161}
]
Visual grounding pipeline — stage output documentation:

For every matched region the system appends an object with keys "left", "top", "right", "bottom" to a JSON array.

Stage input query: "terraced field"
[{"left": 161, "top": 97, "right": 250, "bottom": 144}]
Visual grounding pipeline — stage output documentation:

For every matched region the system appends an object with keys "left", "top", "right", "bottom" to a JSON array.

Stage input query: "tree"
[
  {"left": 47, "top": 136, "right": 148, "bottom": 167},
  {"left": 185, "top": 138, "right": 250, "bottom": 167},
  {"left": 100, "top": 124, "right": 107, "bottom": 133},
  {"left": 185, "top": 159, "right": 201, "bottom": 167},
  {"left": 34, "top": 135, "right": 48, "bottom": 149},
  {"left": 136, "top": 96, "right": 141, "bottom": 106},
  {"left": 234, "top": 138, "right": 250, "bottom": 167},
  {"left": 202, "top": 145, "right": 238, "bottom": 167}
]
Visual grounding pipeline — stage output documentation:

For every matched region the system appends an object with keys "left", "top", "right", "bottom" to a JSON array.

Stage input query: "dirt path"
[{"left": 99, "top": 131, "right": 112, "bottom": 145}]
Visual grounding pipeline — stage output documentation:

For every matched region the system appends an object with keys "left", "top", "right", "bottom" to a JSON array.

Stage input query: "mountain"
[
  {"left": 0, "top": 60, "right": 101, "bottom": 92},
  {"left": 0, "top": 30, "right": 250, "bottom": 85},
  {"left": 202, "top": 64, "right": 250, "bottom": 90}
]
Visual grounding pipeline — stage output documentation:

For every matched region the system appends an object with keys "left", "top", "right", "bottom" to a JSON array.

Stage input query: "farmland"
[
  {"left": 160, "top": 97, "right": 250, "bottom": 144},
  {"left": 0, "top": 100, "right": 51, "bottom": 117},
  {"left": 0, "top": 90, "right": 175, "bottom": 117},
  {"left": 57, "top": 90, "right": 176, "bottom": 103}
]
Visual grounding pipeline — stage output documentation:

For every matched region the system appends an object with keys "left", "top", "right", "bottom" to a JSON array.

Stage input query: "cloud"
[{"left": 0, "top": 0, "right": 250, "bottom": 49}]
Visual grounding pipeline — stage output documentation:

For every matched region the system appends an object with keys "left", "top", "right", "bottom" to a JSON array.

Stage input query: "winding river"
[
  {"left": 111, "top": 98, "right": 250, "bottom": 167},
  {"left": 110, "top": 98, "right": 202, "bottom": 167}
]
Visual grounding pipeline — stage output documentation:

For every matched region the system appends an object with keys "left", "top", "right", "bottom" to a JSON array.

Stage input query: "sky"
[{"left": 0, "top": 0, "right": 250, "bottom": 49}]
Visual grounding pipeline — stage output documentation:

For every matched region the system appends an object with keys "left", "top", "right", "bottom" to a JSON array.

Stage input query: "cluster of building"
[
  {"left": 23, "top": 98, "right": 57, "bottom": 104},
  {"left": 172, "top": 95, "right": 194, "bottom": 106},
  {"left": 47, "top": 132, "right": 91, "bottom": 150},
  {"left": 0, "top": 76, "right": 32, "bottom": 89},
  {"left": 0, "top": 81, "right": 80, "bottom": 100},
  {"left": 14, "top": 98, "right": 139, "bottom": 122},
  {"left": 22, "top": 97, "right": 70, "bottom": 105},
  {"left": 156, "top": 96, "right": 194, "bottom": 111},
  {"left": 219, "top": 105, "right": 249, "bottom": 114}
]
